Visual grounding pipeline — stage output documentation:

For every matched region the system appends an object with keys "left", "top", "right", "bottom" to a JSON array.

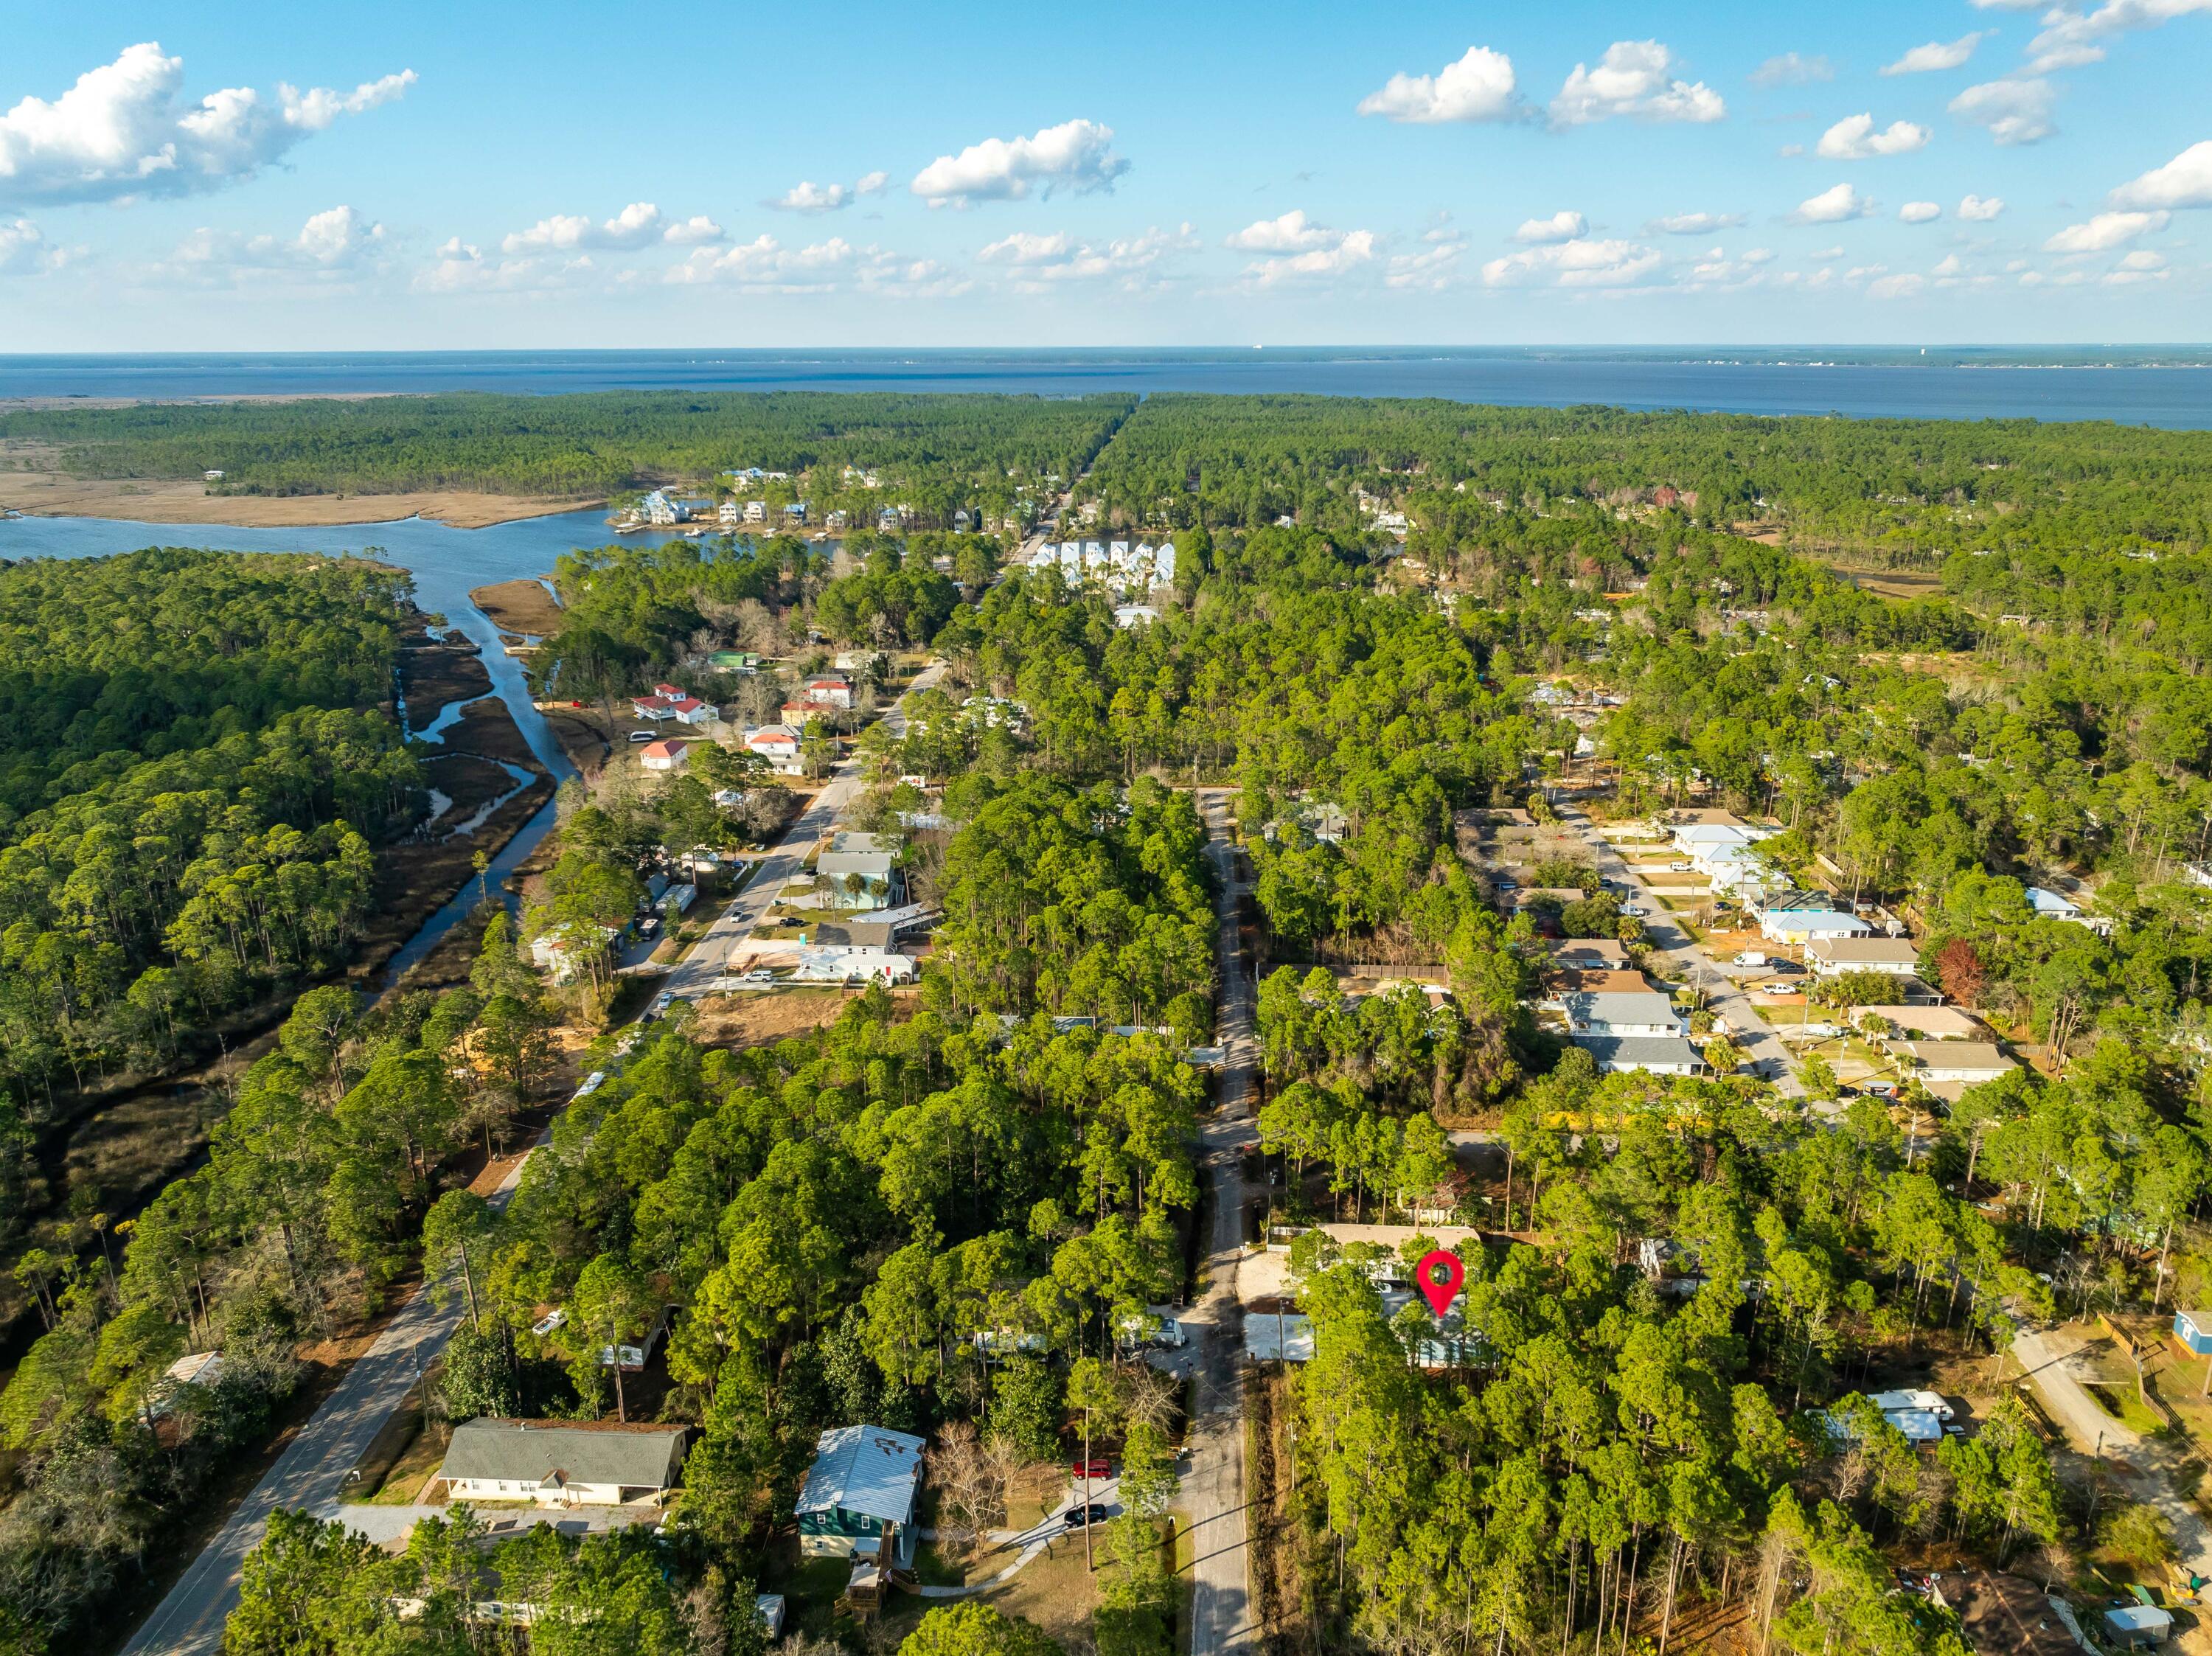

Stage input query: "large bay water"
[{"left": 6, "top": 347, "right": 2212, "bottom": 426}]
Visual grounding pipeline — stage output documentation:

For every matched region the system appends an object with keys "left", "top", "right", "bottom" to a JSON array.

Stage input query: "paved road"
[
  {"left": 2012, "top": 1328, "right": 2212, "bottom": 1586},
  {"left": 122, "top": 1148, "right": 536, "bottom": 1656},
  {"left": 1184, "top": 790, "right": 1260, "bottom": 1656},
  {"left": 122, "top": 665, "right": 944, "bottom": 1655},
  {"left": 1559, "top": 804, "right": 1806, "bottom": 1101},
  {"left": 658, "top": 663, "right": 944, "bottom": 999}
]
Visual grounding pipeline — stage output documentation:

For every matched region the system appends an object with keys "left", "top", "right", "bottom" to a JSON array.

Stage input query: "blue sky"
[{"left": 3, "top": 0, "right": 2210, "bottom": 349}]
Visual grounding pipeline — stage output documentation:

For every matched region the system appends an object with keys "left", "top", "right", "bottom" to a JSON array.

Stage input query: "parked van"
[{"left": 1732, "top": 950, "right": 1768, "bottom": 967}]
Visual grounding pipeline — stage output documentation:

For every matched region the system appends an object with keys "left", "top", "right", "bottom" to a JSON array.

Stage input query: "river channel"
[{"left": 0, "top": 507, "right": 710, "bottom": 978}]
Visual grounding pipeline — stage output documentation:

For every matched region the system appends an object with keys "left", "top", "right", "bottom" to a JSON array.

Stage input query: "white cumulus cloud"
[
  {"left": 0, "top": 216, "right": 72, "bottom": 274},
  {"left": 2045, "top": 209, "right": 2169, "bottom": 250},
  {"left": 501, "top": 203, "right": 718, "bottom": 253},
  {"left": 1646, "top": 211, "right": 1747, "bottom": 234},
  {"left": 1950, "top": 78, "right": 2056, "bottom": 145},
  {"left": 0, "top": 42, "right": 415, "bottom": 207},
  {"left": 1514, "top": 210, "right": 1587, "bottom": 244},
  {"left": 910, "top": 119, "right": 1127, "bottom": 206},
  {"left": 1791, "top": 183, "right": 1877, "bottom": 223},
  {"left": 2027, "top": 0, "right": 2212, "bottom": 72},
  {"left": 1237, "top": 223, "right": 1378, "bottom": 288},
  {"left": 1482, "top": 236, "right": 1661, "bottom": 288},
  {"left": 978, "top": 223, "right": 1197, "bottom": 288},
  {"left": 1817, "top": 114, "right": 1932, "bottom": 160},
  {"left": 1225, "top": 210, "right": 1339, "bottom": 252},
  {"left": 1749, "top": 52, "right": 1833, "bottom": 88},
  {"left": 164, "top": 204, "right": 386, "bottom": 282},
  {"left": 1867, "top": 272, "right": 1926, "bottom": 299},
  {"left": 1551, "top": 41, "right": 1725, "bottom": 127},
  {"left": 1959, "top": 193, "right": 2006, "bottom": 220},
  {"left": 1357, "top": 46, "right": 1521, "bottom": 123},
  {"left": 669, "top": 234, "right": 859, "bottom": 290},
  {"left": 767, "top": 172, "right": 891, "bottom": 214},
  {"left": 1899, "top": 201, "right": 1942, "bottom": 223},
  {"left": 2110, "top": 140, "right": 2212, "bottom": 210},
  {"left": 1882, "top": 34, "right": 1989, "bottom": 74}
]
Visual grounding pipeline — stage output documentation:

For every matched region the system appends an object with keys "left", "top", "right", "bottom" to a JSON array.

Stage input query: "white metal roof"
[{"left": 796, "top": 1424, "right": 926, "bottom": 1523}]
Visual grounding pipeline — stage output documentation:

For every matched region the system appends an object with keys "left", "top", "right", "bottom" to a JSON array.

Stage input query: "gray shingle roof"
[
  {"left": 1572, "top": 1035, "right": 1707, "bottom": 1071},
  {"left": 796, "top": 1424, "right": 925, "bottom": 1524},
  {"left": 439, "top": 1419, "right": 689, "bottom": 1489}
]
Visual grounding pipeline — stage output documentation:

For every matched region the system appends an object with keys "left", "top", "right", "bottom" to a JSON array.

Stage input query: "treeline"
[
  {"left": 1284, "top": 1079, "right": 2061, "bottom": 1655},
  {"left": 0, "top": 391, "right": 1135, "bottom": 504},
  {"left": 0, "top": 550, "right": 422, "bottom": 1129},
  {"left": 0, "top": 928, "right": 562, "bottom": 1647},
  {"left": 1072, "top": 394, "right": 2212, "bottom": 559}
]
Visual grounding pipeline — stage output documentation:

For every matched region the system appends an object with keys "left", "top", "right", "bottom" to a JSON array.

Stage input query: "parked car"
[
  {"left": 651, "top": 992, "right": 675, "bottom": 1016},
  {"left": 1061, "top": 1503, "right": 1112, "bottom": 1532},
  {"left": 1863, "top": 1079, "right": 1899, "bottom": 1098},
  {"left": 743, "top": 968, "right": 774, "bottom": 983},
  {"left": 1071, "top": 1459, "right": 1111, "bottom": 1482},
  {"left": 628, "top": 729, "right": 655, "bottom": 742}
]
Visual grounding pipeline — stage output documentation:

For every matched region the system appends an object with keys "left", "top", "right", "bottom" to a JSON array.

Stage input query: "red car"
[{"left": 1071, "top": 1459, "right": 1111, "bottom": 1482}]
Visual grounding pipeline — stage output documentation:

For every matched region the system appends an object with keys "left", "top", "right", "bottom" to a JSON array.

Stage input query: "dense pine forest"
[{"left": 10, "top": 392, "right": 2212, "bottom": 1656}]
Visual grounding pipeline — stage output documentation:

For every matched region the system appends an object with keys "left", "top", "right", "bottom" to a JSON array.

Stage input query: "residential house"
[
  {"left": 437, "top": 1419, "right": 689, "bottom": 1509},
  {"left": 1930, "top": 1572, "right": 2076, "bottom": 1656},
  {"left": 1557, "top": 990, "right": 1688, "bottom": 1038},
  {"left": 718, "top": 499, "right": 742, "bottom": 525},
  {"left": 817, "top": 831, "right": 900, "bottom": 903},
  {"left": 1114, "top": 605, "right": 1161, "bottom": 628},
  {"left": 743, "top": 725, "right": 804, "bottom": 774},
  {"left": 641, "top": 491, "right": 687, "bottom": 526},
  {"left": 744, "top": 499, "right": 767, "bottom": 523},
  {"left": 631, "top": 693, "right": 678, "bottom": 721},
  {"left": 1848, "top": 1004, "right": 1985, "bottom": 1040},
  {"left": 803, "top": 676, "right": 855, "bottom": 709},
  {"left": 877, "top": 507, "right": 902, "bottom": 532},
  {"left": 1895, "top": 1041, "right": 2016, "bottom": 1085},
  {"left": 1758, "top": 903, "right": 1874, "bottom": 947},
  {"left": 1572, "top": 1034, "right": 1707, "bottom": 1076},
  {"left": 2026, "top": 884, "right": 2115, "bottom": 935},
  {"left": 639, "top": 740, "right": 691, "bottom": 773},
  {"left": 1553, "top": 939, "right": 1630, "bottom": 970},
  {"left": 796, "top": 1425, "right": 925, "bottom": 1565},
  {"left": 2172, "top": 1309, "right": 2212, "bottom": 1356},
  {"left": 530, "top": 924, "right": 616, "bottom": 984},
  {"left": 1804, "top": 937, "right": 1921, "bottom": 978},
  {"left": 793, "top": 946, "right": 917, "bottom": 984},
  {"left": 783, "top": 502, "right": 809, "bottom": 524},
  {"left": 826, "top": 509, "right": 849, "bottom": 532}
]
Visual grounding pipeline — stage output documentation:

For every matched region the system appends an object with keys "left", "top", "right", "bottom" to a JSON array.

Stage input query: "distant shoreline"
[{"left": 0, "top": 471, "right": 602, "bottom": 530}]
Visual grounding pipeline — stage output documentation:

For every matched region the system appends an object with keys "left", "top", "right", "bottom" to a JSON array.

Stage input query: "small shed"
[
  {"left": 2105, "top": 1604, "right": 2174, "bottom": 1649},
  {"left": 2174, "top": 1309, "right": 2212, "bottom": 1356}
]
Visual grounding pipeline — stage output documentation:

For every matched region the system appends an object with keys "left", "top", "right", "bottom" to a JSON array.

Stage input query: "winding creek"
[{"left": 0, "top": 507, "right": 707, "bottom": 981}]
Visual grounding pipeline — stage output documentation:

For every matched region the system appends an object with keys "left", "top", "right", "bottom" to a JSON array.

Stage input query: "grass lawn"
[{"left": 338, "top": 1419, "right": 448, "bottom": 1506}]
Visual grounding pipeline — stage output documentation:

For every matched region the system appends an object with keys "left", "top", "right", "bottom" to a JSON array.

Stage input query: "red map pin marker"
[{"left": 1415, "top": 1249, "right": 1464, "bottom": 1318}]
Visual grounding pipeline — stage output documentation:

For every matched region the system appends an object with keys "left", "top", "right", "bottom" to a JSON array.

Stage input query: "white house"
[
  {"left": 641, "top": 491, "right": 687, "bottom": 526},
  {"left": 530, "top": 924, "right": 616, "bottom": 984},
  {"left": 803, "top": 676, "right": 855, "bottom": 710},
  {"left": 1850, "top": 1004, "right": 1984, "bottom": 1041},
  {"left": 2025, "top": 884, "right": 2115, "bottom": 935},
  {"left": 744, "top": 499, "right": 768, "bottom": 523},
  {"left": 796, "top": 1425, "right": 925, "bottom": 1565},
  {"left": 793, "top": 946, "right": 916, "bottom": 984},
  {"left": 639, "top": 740, "right": 691, "bottom": 773},
  {"left": 718, "top": 499, "right": 742, "bottom": 525},
  {"left": 744, "top": 724, "right": 804, "bottom": 774},
  {"left": 1557, "top": 990, "right": 1688, "bottom": 1039},
  {"left": 1114, "top": 605, "right": 1161, "bottom": 628},
  {"left": 1804, "top": 937, "right": 1921, "bottom": 978},
  {"left": 1572, "top": 1034, "right": 1707, "bottom": 1076},
  {"left": 1759, "top": 903, "right": 1874, "bottom": 947},
  {"left": 437, "top": 1419, "right": 689, "bottom": 1509}
]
